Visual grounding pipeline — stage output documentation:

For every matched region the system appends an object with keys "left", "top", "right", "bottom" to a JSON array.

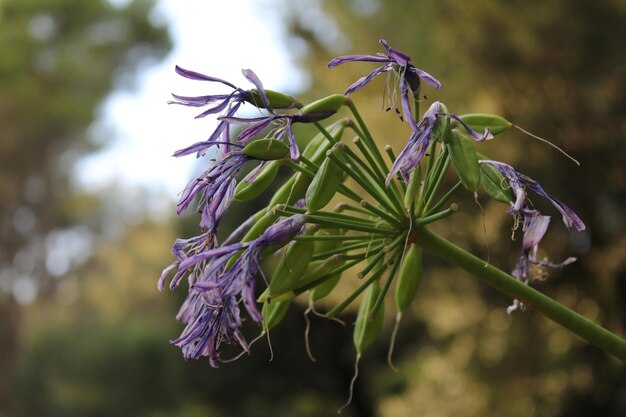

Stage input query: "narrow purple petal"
[
  {"left": 169, "top": 93, "right": 233, "bottom": 107},
  {"left": 175, "top": 65, "right": 238, "bottom": 89},
  {"left": 328, "top": 54, "right": 390, "bottom": 68},
  {"left": 178, "top": 242, "right": 246, "bottom": 271},
  {"left": 233, "top": 117, "right": 277, "bottom": 143},
  {"left": 400, "top": 80, "right": 419, "bottom": 131},
  {"left": 380, "top": 39, "right": 411, "bottom": 66},
  {"left": 526, "top": 181, "right": 585, "bottom": 231},
  {"left": 173, "top": 141, "right": 240, "bottom": 158},
  {"left": 344, "top": 65, "right": 390, "bottom": 95},
  {"left": 412, "top": 67, "right": 443, "bottom": 89},
  {"left": 286, "top": 122, "right": 300, "bottom": 161},
  {"left": 242, "top": 69, "right": 272, "bottom": 111}
]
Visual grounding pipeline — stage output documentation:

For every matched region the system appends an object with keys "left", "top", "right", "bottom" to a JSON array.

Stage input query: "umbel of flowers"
[{"left": 159, "top": 40, "right": 626, "bottom": 372}]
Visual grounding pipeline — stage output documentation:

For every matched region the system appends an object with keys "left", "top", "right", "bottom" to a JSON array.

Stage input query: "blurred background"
[{"left": 1, "top": 0, "right": 625, "bottom": 416}]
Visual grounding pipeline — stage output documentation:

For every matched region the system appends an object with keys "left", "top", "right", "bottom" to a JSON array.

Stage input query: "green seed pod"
[
  {"left": 353, "top": 280, "right": 385, "bottom": 354},
  {"left": 297, "top": 255, "right": 343, "bottom": 289},
  {"left": 447, "top": 129, "right": 481, "bottom": 192},
  {"left": 479, "top": 161, "right": 514, "bottom": 204},
  {"left": 234, "top": 161, "right": 280, "bottom": 202},
  {"left": 301, "top": 120, "right": 347, "bottom": 163},
  {"left": 394, "top": 243, "right": 422, "bottom": 312},
  {"left": 262, "top": 300, "right": 291, "bottom": 331},
  {"left": 246, "top": 89, "right": 301, "bottom": 109},
  {"left": 268, "top": 239, "right": 315, "bottom": 297},
  {"left": 310, "top": 271, "right": 342, "bottom": 302},
  {"left": 313, "top": 228, "right": 340, "bottom": 254},
  {"left": 306, "top": 147, "right": 345, "bottom": 212},
  {"left": 299, "top": 94, "right": 347, "bottom": 116},
  {"left": 458, "top": 113, "right": 513, "bottom": 136},
  {"left": 242, "top": 139, "right": 289, "bottom": 160}
]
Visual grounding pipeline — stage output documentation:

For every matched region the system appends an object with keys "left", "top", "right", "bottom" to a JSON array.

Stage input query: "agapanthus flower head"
[
  {"left": 159, "top": 214, "right": 307, "bottom": 365},
  {"left": 170, "top": 66, "right": 299, "bottom": 156},
  {"left": 329, "top": 39, "right": 441, "bottom": 131}
]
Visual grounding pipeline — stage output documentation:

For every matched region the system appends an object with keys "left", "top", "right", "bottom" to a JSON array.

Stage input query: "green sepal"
[{"left": 234, "top": 161, "right": 280, "bottom": 202}]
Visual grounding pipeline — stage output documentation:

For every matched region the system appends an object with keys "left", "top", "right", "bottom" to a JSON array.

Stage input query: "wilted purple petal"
[
  {"left": 522, "top": 210, "right": 551, "bottom": 251},
  {"left": 526, "top": 181, "right": 586, "bottom": 231}
]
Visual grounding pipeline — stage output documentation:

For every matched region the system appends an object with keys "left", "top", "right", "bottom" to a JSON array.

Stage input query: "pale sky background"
[{"left": 76, "top": 0, "right": 310, "bottom": 198}]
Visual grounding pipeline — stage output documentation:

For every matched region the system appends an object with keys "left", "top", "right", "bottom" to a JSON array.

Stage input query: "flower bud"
[
  {"left": 242, "top": 139, "right": 289, "bottom": 160},
  {"left": 299, "top": 94, "right": 347, "bottom": 116},
  {"left": 246, "top": 89, "right": 301, "bottom": 109},
  {"left": 234, "top": 161, "right": 280, "bottom": 202},
  {"left": 458, "top": 113, "right": 512, "bottom": 136}
]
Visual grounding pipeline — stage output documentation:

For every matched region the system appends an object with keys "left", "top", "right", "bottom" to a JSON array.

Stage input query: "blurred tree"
[
  {"left": 273, "top": 0, "right": 626, "bottom": 415},
  {"left": 0, "top": 0, "right": 170, "bottom": 414}
]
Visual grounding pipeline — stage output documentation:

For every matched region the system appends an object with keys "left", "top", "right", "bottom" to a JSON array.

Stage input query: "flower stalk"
[{"left": 414, "top": 226, "right": 626, "bottom": 362}]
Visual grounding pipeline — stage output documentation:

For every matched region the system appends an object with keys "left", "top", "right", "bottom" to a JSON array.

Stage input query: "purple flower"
[
  {"left": 328, "top": 39, "right": 441, "bottom": 130},
  {"left": 507, "top": 209, "right": 577, "bottom": 314},
  {"left": 386, "top": 102, "right": 493, "bottom": 185},
  {"left": 160, "top": 214, "right": 307, "bottom": 365},
  {"left": 478, "top": 159, "right": 584, "bottom": 313},
  {"left": 170, "top": 66, "right": 298, "bottom": 156},
  {"left": 176, "top": 146, "right": 273, "bottom": 242},
  {"left": 479, "top": 160, "right": 585, "bottom": 231}
]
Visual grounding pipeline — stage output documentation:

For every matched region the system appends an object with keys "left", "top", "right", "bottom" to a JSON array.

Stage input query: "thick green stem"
[{"left": 415, "top": 227, "right": 626, "bottom": 362}]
